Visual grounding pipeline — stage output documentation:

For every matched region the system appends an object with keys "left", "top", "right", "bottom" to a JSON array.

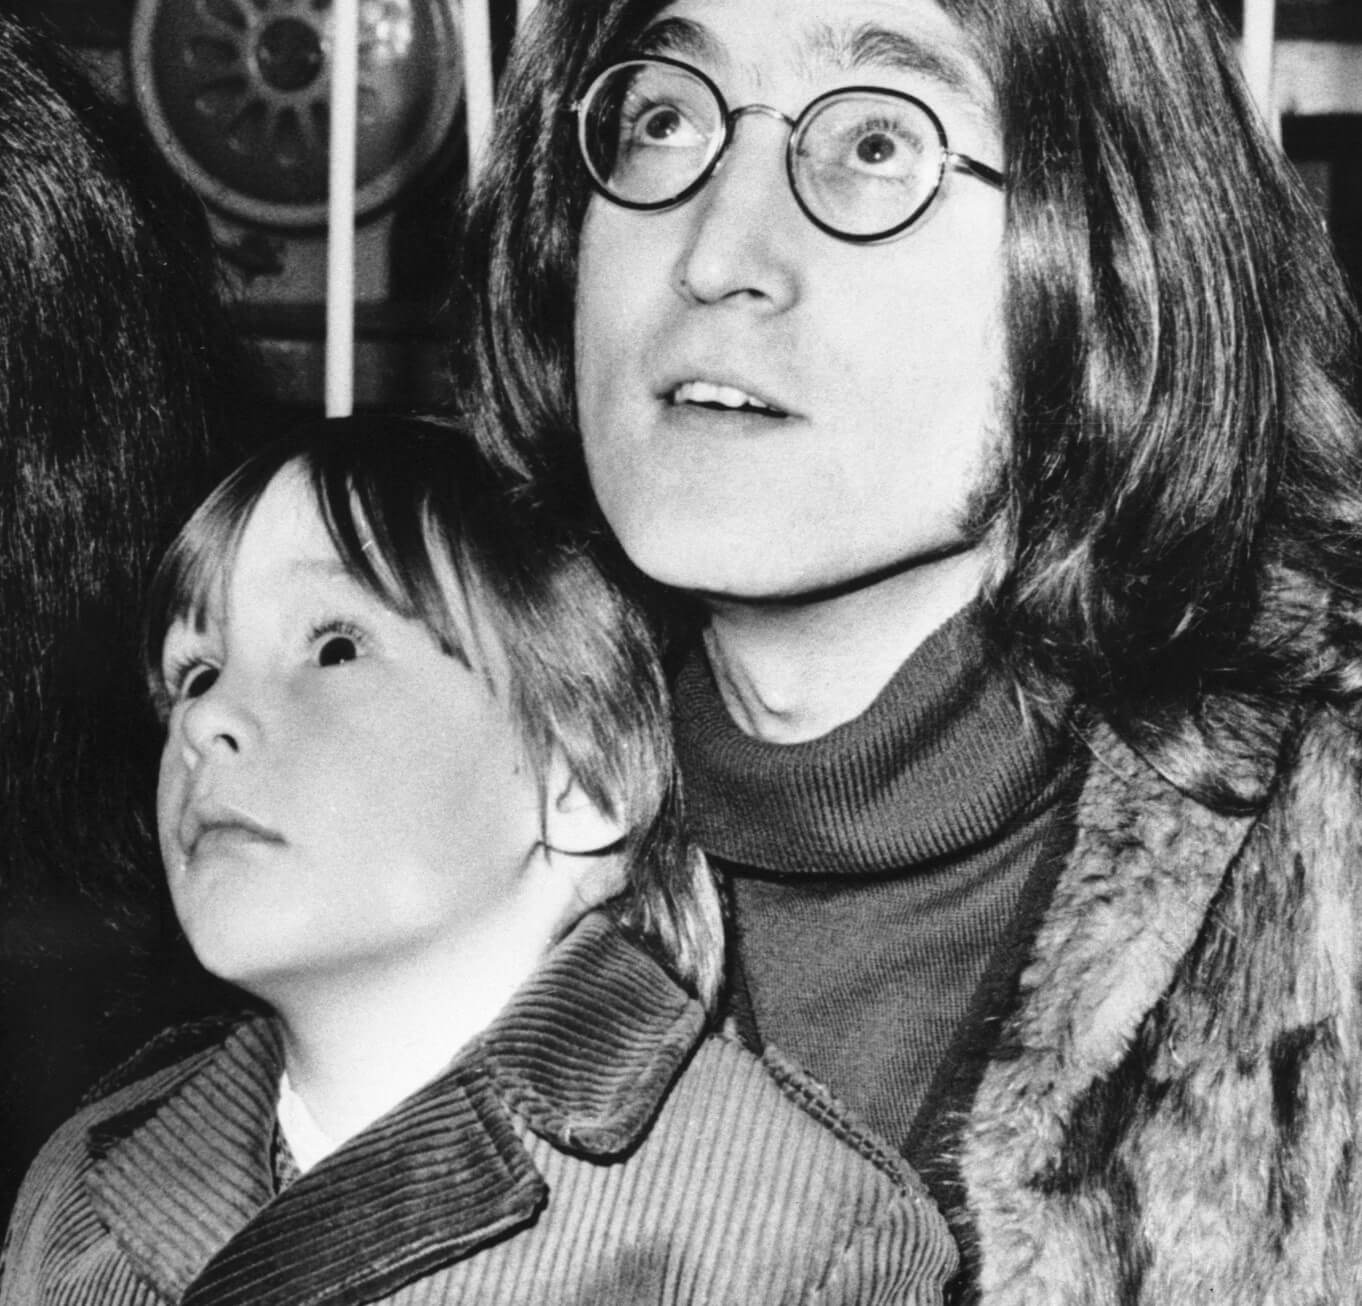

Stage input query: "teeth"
[{"left": 673, "top": 380, "right": 775, "bottom": 412}]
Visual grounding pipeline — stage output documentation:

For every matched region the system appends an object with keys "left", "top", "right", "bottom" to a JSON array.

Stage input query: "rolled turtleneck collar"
[{"left": 673, "top": 607, "right": 1063, "bottom": 876}]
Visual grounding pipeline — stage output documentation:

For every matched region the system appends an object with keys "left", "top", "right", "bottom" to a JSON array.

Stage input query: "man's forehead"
[{"left": 634, "top": 0, "right": 995, "bottom": 117}]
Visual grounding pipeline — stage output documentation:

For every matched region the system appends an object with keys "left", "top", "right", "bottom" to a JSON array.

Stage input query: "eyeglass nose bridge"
[
  {"left": 701, "top": 102, "right": 798, "bottom": 203},
  {"left": 727, "top": 102, "right": 797, "bottom": 131},
  {"left": 709, "top": 102, "right": 798, "bottom": 176}
]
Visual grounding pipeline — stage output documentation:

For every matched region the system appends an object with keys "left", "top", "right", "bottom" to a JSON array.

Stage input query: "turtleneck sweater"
[{"left": 673, "top": 610, "right": 1082, "bottom": 1200}]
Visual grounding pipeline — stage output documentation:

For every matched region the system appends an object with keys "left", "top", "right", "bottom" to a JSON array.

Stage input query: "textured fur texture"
[{"left": 961, "top": 712, "right": 1362, "bottom": 1303}]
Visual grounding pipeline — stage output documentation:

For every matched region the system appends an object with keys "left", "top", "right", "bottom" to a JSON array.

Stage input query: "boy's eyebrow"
[
  {"left": 287, "top": 558, "right": 361, "bottom": 581},
  {"left": 162, "top": 559, "right": 360, "bottom": 630},
  {"left": 286, "top": 556, "right": 407, "bottom": 610},
  {"left": 277, "top": 556, "right": 392, "bottom": 593},
  {"left": 633, "top": 16, "right": 994, "bottom": 118}
]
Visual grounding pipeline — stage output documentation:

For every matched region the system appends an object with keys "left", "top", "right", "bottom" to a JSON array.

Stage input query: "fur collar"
[{"left": 961, "top": 711, "right": 1362, "bottom": 1303}]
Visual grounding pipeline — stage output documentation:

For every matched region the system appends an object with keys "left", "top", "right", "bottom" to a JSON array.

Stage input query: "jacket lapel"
[
  {"left": 83, "top": 915, "right": 702, "bottom": 1306},
  {"left": 86, "top": 1018, "right": 548, "bottom": 1306},
  {"left": 85, "top": 1020, "right": 283, "bottom": 1301},
  {"left": 960, "top": 722, "right": 1256, "bottom": 1292},
  {"left": 181, "top": 1067, "right": 546, "bottom": 1306},
  {"left": 480, "top": 911, "right": 706, "bottom": 1157}
]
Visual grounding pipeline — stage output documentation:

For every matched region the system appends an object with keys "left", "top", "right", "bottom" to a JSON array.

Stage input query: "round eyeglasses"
[{"left": 573, "top": 56, "right": 1005, "bottom": 244}]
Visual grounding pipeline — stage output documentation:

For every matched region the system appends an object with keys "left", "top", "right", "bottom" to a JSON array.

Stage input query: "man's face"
[{"left": 574, "top": 0, "right": 1008, "bottom": 605}]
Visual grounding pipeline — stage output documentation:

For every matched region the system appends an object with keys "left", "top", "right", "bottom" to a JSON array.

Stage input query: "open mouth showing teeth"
[{"left": 670, "top": 380, "right": 786, "bottom": 416}]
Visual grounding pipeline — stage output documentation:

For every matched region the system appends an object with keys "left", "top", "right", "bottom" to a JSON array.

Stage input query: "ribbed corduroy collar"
[
  {"left": 674, "top": 608, "right": 1069, "bottom": 875},
  {"left": 83, "top": 913, "right": 704, "bottom": 1306}
]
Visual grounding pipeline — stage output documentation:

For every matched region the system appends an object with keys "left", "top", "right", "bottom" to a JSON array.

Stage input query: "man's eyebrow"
[
  {"left": 632, "top": 17, "right": 723, "bottom": 66},
  {"left": 816, "top": 22, "right": 993, "bottom": 112},
  {"left": 633, "top": 17, "right": 993, "bottom": 118}
]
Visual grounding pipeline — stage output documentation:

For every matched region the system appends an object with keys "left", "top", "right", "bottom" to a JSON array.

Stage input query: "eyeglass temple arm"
[{"left": 951, "top": 152, "right": 1006, "bottom": 189}]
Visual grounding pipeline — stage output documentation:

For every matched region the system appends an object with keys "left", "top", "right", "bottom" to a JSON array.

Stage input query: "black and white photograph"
[{"left": 4, "top": 0, "right": 1362, "bottom": 1300}]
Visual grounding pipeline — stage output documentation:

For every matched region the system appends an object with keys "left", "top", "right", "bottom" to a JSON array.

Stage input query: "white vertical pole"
[
  {"left": 326, "top": 0, "right": 359, "bottom": 417},
  {"left": 1241, "top": 0, "right": 1280, "bottom": 143},
  {"left": 463, "top": 0, "right": 495, "bottom": 182}
]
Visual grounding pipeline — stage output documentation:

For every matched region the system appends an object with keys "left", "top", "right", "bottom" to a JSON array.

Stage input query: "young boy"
[{"left": 1, "top": 416, "right": 957, "bottom": 1305}]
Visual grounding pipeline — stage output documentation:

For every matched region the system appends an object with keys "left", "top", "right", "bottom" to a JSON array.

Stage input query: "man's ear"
[{"left": 541, "top": 752, "right": 628, "bottom": 858}]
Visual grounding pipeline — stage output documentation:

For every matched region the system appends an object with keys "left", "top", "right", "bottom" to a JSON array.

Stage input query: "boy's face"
[
  {"left": 156, "top": 466, "right": 546, "bottom": 1007},
  {"left": 573, "top": 0, "right": 1008, "bottom": 606}
]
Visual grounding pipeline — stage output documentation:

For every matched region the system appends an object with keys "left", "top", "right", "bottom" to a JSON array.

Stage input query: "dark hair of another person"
[
  {"left": 141, "top": 416, "right": 725, "bottom": 1006},
  {"left": 0, "top": 14, "right": 261, "bottom": 901},
  {"left": 455, "top": 0, "right": 1362, "bottom": 812}
]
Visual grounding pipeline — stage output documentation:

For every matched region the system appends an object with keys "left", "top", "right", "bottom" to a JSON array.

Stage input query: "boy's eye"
[
  {"left": 184, "top": 665, "right": 220, "bottom": 699},
  {"left": 316, "top": 632, "right": 360, "bottom": 667},
  {"left": 307, "top": 617, "right": 367, "bottom": 668},
  {"left": 166, "top": 660, "right": 219, "bottom": 705}
]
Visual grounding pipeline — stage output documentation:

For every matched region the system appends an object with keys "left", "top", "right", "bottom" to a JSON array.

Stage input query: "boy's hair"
[{"left": 142, "top": 414, "right": 724, "bottom": 1007}]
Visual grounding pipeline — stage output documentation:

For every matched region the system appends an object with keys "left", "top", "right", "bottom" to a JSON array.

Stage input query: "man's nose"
[{"left": 672, "top": 110, "right": 804, "bottom": 310}]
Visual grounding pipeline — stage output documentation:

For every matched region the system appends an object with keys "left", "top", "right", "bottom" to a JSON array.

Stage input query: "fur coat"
[{"left": 961, "top": 712, "right": 1362, "bottom": 1303}]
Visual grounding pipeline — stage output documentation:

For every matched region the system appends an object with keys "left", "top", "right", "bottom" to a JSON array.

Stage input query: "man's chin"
[{"left": 672, "top": 543, "right": 989, "bottom": 612}]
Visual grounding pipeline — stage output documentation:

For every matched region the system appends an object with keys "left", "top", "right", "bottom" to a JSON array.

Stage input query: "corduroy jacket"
[
  {"left": 0, "top": 911, "right": 957, "bottom": 1306},
  {"left": 957, "top": 714, "right": 1362, "bottom": 1303}
]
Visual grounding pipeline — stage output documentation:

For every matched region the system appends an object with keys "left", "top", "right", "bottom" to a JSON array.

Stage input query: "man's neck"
[{"left": 702, "top": 548, "right": 989, "bottom": 744}]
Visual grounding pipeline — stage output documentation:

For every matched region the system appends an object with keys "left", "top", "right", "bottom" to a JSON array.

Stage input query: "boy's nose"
[{"left": 179, "top": 673, "right": 257, "bottom": 761}]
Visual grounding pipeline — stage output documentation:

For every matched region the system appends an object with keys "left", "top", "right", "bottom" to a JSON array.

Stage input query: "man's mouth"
[{"left": 669, "top": 380, "right": 788, "bottom": 417}]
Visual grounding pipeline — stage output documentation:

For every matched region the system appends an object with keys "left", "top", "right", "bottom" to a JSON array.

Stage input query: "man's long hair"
[
  {"left": 456, "top": 0, "right": 1362, "bottom": 812},
  {"left": 0, "top": 15, "right": 262, "bottom": 900}
]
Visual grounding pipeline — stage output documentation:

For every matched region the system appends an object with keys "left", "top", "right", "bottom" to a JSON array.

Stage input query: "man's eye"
[
  {"left": 635, "top": 103, "right": 689, "bottom": 144},
  {"left": 618, "top": 90, "right": 710, "bottom": 151},
  {"left": 855, "top": 130, "right": 899, "bottom": 167},
  {"left": 801, "top": 99, "right": 933, "bottom": 192},
  {"left": 839, "top": 120, "right": 923, "bottom": 179}
]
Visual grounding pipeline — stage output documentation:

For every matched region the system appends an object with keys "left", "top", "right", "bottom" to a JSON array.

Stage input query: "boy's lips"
[{"left": 180, "top": 804, "right": 284, "bottom": 858}]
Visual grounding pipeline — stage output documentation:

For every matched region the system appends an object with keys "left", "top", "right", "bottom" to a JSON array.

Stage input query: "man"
[{"left": 458, "top": 0, "right": 1362, "bottom": 1298}]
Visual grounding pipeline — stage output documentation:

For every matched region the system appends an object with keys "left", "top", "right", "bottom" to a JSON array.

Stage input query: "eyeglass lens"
[{"left": 578, "top": 60, "right": 950, "bottom": 239}]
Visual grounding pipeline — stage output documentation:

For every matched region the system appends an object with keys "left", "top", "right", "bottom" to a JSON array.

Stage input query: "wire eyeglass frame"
[{"left": 573, "top": 55, "right": 1006, "bottom": 244}]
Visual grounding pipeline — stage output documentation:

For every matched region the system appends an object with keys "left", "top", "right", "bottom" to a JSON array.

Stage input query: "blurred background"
[{"left": 3, "top": 0, "right": 522, "bottom": 413}]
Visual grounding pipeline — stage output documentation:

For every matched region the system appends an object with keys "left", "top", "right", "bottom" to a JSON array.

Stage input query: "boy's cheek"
[{"left": 156, "top": 742, "right": 187, "bottom": 864}]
